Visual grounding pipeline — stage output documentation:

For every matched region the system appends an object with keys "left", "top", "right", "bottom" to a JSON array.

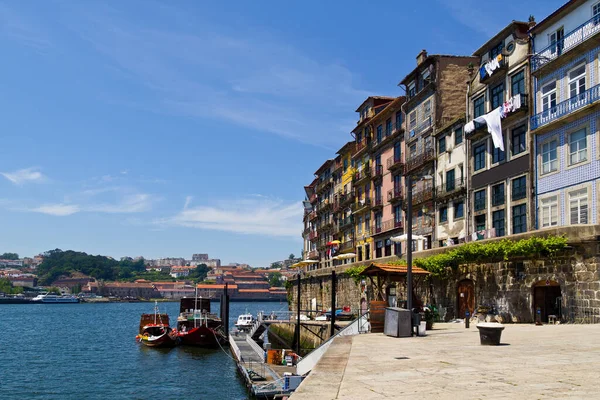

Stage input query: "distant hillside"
[{"left": 37, "top": 249, "right": 145, "bottom": 285}]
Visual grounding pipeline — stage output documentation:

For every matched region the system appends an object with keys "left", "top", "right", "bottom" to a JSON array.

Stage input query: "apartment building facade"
[
  {"left": 333, "top": 142, "right": 356, "bottom": 264},
  {"left": 369, "top": 97, "right": 406, "bottom": 258},
  {"left": 315, "top": 160, "right": 335, "bottom": 269},
  {"left": 464, "top": 21, "right": 534, "bottom": 240},
  {"left": 530, "top": 0, "right": 600, "bottom": 228},
  {"left": 400, "top": 51, "right": 477, "bottom": 250},
  {"left": 351, "top": 96, "right": 395, "bottom": 262}
]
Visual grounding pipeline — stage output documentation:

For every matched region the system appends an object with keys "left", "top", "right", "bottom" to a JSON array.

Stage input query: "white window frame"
[
  {"left": 568, "top": 128, "right": 588, "bottom": 165},
  {"left": 567, "top": 63, "right": 586, "bottom": 101},
  {"left": 409, "top": 111, "right": 417, "bottom": 130},
  {"left": 540, "top": 195, "right": 558, "bottom": 227},
  {"left": 423, "top": 99, "right": 431, "bottom": 116},
  {"left": 593, "top": 2, "right": 600, "bottom": 19},
  {"left": 408, "top": 81, "right": 416, "bottom": 97},
  {"left": 569, "top": 188, "right": 588, "bottom": 225},
  {"left": 541, "top": 139, "right": 558, "bottom": 175},
  {"left": 541, "top": 81, "right": 557, "bottom": 113}
]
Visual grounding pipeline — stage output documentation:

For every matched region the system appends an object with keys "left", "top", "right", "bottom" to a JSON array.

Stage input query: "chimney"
[{"left": 417, "top": 49, "right": 428, "bottom": 66}]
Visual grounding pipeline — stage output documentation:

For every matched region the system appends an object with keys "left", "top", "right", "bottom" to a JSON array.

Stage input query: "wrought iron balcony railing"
[
  {"left": 386, "top": 155, "right": 404, "bottom": 171},
  {"left": 340, "top": 240, "right": 355, "bottom": 252},
  {"left": 353, "top": 140, "right": 371, "bottom": 157},
  {"left": 531, "top": 14, "right": 600, "bottom": 72},
  {"left": 372, "top": 164, "right": 384, "bottom": 180},
  {"left": 373, "top": 218, "right": 403, "bottom": 235},
  {"left": 531, "top": 83, "right": 600, "bottom": 130},
  {"left": 372, "top": 195, "right": 383, "bottom": 208},
  {"left": 409, "top": 185, "right": 434, "bottom": 206},
  {"left": 404, "top": 147, "right": 435, "bottom": 174},
  {"left": 387, "top": 187, "right": 403, "bottom": 203},
  {"left": 353, "top": 164, "right": 371, "bottom": 183},
  {"left": 407, "top": 115, "right": 432, "bottom": 139},
  {"left": 338, "top": 216, "right": 353, "bottom": 230},
  {"left": 479, "top": 56, "right": 508, "bottom": 84},
  {"left": 307, "top": 250, "right": 319, "bottom": 259},
  {"left": 308, "top": 231, "right": 318, "bottom": 241},
  {"left": 372, "top": 122, "right": 403, "bottom": 150},
  {"left": 352, "top": 198, "right": 371, "bottom": 214},
  {"left": 436, "top": 178, "right": 466, "bottom": 199},
  {"left": 308, "top": 211, "right": 317, "bottom": 221}
]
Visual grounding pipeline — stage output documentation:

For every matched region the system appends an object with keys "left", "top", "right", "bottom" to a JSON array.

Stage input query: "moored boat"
[
  {"left": 176, "top": 296, "right": 227, "bottom": 347},
  {"left": 31, "top": 293, "right": 79, "bottom": 303},
  {"left": 235, "top": 313, "right": 255, "bottom": 330},
  {"left": 136, "top": 302, "right": 178, "bottom": 348}
]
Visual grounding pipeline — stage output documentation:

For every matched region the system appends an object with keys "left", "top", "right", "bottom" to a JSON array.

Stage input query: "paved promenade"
[{"left": 291, "top": 323, "right": 600, "bottom": 399}]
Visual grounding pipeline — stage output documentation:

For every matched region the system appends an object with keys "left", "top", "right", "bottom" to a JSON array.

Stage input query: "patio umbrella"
[
  {"left": 332, "top": 252, "right": 356, "bottom": 260},
  {"left": 329, "top": 240, "right": 341, "bottom": 245},
  {"left": 290, "top": 259, "right": 319, "bottom": 268},
  {"left": 390, "top": 234, "right": 426, "bottom": 243}
]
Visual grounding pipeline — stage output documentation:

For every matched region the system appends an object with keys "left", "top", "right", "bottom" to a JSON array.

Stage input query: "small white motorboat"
[{"left": 235, "top": 313, "right": 254, "bottom": 330}]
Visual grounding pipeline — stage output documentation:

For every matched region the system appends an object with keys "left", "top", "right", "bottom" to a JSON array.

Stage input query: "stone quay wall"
[{"left": 288, "top": 225, "right": 600, "bottom": 324}]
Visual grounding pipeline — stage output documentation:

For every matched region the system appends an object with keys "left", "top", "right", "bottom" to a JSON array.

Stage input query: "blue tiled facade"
[{"left": 532, "top": 45, "right": 600, "bottom": 228}]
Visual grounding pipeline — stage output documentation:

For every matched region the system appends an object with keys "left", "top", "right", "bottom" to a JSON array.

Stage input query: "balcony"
[
  {"left": 373, "top": 219, "right": 404, "bottom": 235},
  {"left": 531, "top": 83, "right": 600, "bottom": 130},
  {"left": 531, "top": 14, "right": 600, "bottom": 72},
  {"left": 387, "top": 187, "right": 403, "bottom": 203},
  {"left": 316, "top": 176, "right": 333, "bottom": 193},
  {"left": 317, "top": 201, "right": 332, "bottom": 214},
  {"left": 371, "top": 122, "right": 403, "bottom": 151},
  {"left": 353, "top": 165, "right": 371, "bottom": 183},
  {"left": 386, "top": 155, "right": 404, "bottom": 172},
  {"left": 353, "top": 140, "right": 371, "bottom": 158},
  {"left": 352, "top": 198, "right": 371, "bottom": 214},
  {"left": 340, "top": 240, "right": 355, "bottom": 252},
  {"left": 309, "top": 193, "right": 317, "bottom": 204},
  {"left": 307, "top": 250, "right": 319, "bottom": 260},
  {"left": 339, "top": 192, "right": 354, "bottom": 208},
  {"left": 371, "top": 195, "right": 384, "bottom": 209},
  {"left": 308, "top": 211, "right": 317, "bottom": 221},
  {"left": 308, "top": 231, "right": 318, "bottom": 241},
  {"left": 355, "top": 227, "right": 372, "bottom": 241},
  {"left": 479, "top": 56, "right": 508, "bottom": 84},
  {"left": 338, "top": 216, "right": 353, "bottom": 231},
  {"left": 371, "top": 164, "right": 384, "bottom": 181},
  {"left": 404, "top": 147, "right": 435, "bottom": 174},
  {"left": 319, "top": 221, "right": 334, "bottom": 232},
  {"left": 436, "top": 178, "right": 466, "bottom": 199},
  {"left": 407, "top": 115, "right": 432, "bottom": 139},
  {"left": 405, "top": 185, "right": 434, "bottom": 207}
]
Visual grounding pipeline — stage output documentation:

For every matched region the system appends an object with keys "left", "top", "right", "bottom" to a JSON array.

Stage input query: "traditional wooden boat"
[
  {"left": 176, "top": 296, "right": 227, "bottom": 347},
  {"left": 136, "top": 302, "right": 178, "bottom": 348}
]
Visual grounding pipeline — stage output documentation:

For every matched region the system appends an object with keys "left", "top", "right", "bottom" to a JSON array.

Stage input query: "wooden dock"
[{"left": 229, "top": 331, "right": 296, "bottom": 398}]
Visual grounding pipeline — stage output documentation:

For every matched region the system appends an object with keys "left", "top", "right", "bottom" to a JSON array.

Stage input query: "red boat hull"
[{"left": 177, "top": 326, "right": 225, "bottom": 347}]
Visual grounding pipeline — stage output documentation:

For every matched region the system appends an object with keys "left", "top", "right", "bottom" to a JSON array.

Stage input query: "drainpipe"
[
  {"left": 400, "top": 84, "right": 408, "bottom": 256},
  {"left": 465, "top": 79, "right": 471, "bottom": 240}
]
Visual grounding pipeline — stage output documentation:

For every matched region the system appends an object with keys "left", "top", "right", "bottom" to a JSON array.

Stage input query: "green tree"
[
  {"left": 270, "top": 262, "right": 282, "bottom": 269},
  {"left": 189, "top": 264, "right": 211, "bottom": 282},
  {"left": 288, "top": 253, "right": 295, "bottom": 260},
  {"left": 0, "top": 278, "right": 23, "bottom": 294},
  {"left": 0, "top": 252, "right": 19, "bottom": 260},
  {"left": 268, "top": 272, "right": 283, "bottom": 287}
]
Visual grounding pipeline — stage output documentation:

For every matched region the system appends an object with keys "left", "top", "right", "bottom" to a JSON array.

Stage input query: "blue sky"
[{"left": 0, "top": 0, "right": 564, "bottom": 267}]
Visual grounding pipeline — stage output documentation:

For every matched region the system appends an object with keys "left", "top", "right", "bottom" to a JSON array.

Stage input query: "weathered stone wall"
[{"left": 289, "top": 226, "right": 600, "bottom": 324}]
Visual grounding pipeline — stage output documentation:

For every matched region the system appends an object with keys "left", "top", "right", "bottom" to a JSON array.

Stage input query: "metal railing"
[
  {"left": 296, "top": 311, "right": 370, "bottom": 376},
  {"left": 408, "top": 115, "right": 432, "bottom": 138},
  {"left": 353, "top": 165, "right": 371, "bottom": 182},
  {"left": 531, "top": 14, "right": 600, "bottom": 72},
  {"left": 372, "top": 195, "right": 383, "bottom": 207},
  {"left": 308, "top": 231, "right": 318, "bottom": 241},
  {"left": 352, "top": 198, "right": 371, "bottom": 213},
  {"left": 531, "top": 83, "right": 600, "bottom": 129},
  {"left": 338, "top": 216, "right": 353, "bottom": 230},
  {"left": 340, "top": 240, "right": 355, "bottom": 252},
  {"left": 372, "top": 164, "right": 383, "bottom": 179},
  {"left": 373, "top": 218, "right": 403, "bottom": 235},
  {"left": 353, "top": 140, "right": 370, "bottom": 156},
  {"left": 436, "top": 178, "right": 465, "bottom": 198},
  {"left": 307, "top": 250, "right": 318, "bottom": 259},
  {"left": 387, "top": 187, "right": 403, "bottom": 202},
  {"left": 229, "top": 334, "right": 242, "bottom": 361},
  {"left": 386, "top": 155, "right": 404, "bottom": 171},
  {"left": 404, "top": 147, "right": 434, "bottom": 173},
  {"left": 246, "top": 334, "right": 265, "bottom": 361}
]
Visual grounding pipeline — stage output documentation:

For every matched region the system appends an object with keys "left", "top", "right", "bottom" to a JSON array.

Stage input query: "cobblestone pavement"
[{"left": 291, "top": 323, "right": 600, "bottom": 399}]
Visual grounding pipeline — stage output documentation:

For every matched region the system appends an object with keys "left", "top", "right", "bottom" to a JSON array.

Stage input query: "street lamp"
[{"left": 405, "top": 174, "right": 432, "bottom": 313}]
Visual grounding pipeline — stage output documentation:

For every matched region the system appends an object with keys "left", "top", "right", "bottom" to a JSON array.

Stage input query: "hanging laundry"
[
  {"left": 479, "top": 66, "right": 487, "bottom": 80},
  {"left": 465, "top": 121, "right": 475, "bottom": 133},
  {"left": 512, "top": 94, "right": 521, "bottom": 110},
  {"left": 481, "top": 54, "right": 502, "bottom": 79},
  {"left": 471, "top": 232, "right": 478, "bottom": 241},
  {"left": 484, "top": 107, "right": 504, "bottom": 152}
]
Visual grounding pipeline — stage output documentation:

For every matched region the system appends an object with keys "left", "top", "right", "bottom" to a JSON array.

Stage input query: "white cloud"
[
  {"left": 30, "top": 203, "right": 80, "bottom": 216},
  {"left": 1, "top": 167, "right": 46, "bottom": 185},
  {"left": 88, "top": 193, "right": 154, "bottom": 213},
  {"left": 161, "top": 196, "right": 303, "bottom": 238}
]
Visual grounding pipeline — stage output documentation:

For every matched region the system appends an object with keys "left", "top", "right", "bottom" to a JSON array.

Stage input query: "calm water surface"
[{"left": 0, "top": 301, "right": 287, "bottom": 400}]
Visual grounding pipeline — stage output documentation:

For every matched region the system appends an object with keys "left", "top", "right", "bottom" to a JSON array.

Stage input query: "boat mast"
[{"left": 194, "top": 286, "right": 198, "bottom": 328}]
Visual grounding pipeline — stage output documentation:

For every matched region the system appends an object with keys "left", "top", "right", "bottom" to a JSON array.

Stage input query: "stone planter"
[{"left": 476, "top": 322, "right": 505, "bottom": 345}]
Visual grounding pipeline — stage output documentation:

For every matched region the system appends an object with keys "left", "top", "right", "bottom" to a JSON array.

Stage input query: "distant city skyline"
[{"left": 0, "top": 0, "right": 564, "bottom": 267}]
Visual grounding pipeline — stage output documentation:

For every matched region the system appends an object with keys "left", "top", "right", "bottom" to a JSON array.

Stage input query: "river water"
[{"left": 0, "top": 300, "right": 287, "bottom": 400}]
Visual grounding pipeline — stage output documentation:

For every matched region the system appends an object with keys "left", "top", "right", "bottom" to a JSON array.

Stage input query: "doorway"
[
  {"left": 457, "top": 279, "right": 475, "bottom": 318},
  {"left": 533, "top": 280, "right": 561, "bottom": 322}
]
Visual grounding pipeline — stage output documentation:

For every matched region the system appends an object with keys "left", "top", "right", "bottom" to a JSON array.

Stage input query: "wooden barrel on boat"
[{"left": 369, "top": 300, "right": 387, "bottom": 333}]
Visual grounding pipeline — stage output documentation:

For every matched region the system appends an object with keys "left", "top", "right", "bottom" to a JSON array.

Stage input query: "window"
[
  {"left": 493, "top": 210, "right": 506, "bottom": 237},
  {"left": 393, "top": 141, "right": 401, "bottom": 161},
  {"left": 394, "top": 205, "right": 402, "bottom": 224},
  {"left": 511, "top": 125, "right": 526, "bottom": 155},
  {"left": 512, "top": 176, "right": 526, "bottom": 201},
  {"left": 439, "top": 206, "right": 448, "bottom": 223},
  {"left": 474, "top": 189, "right": 486, "bottom": 211},
  {"left": 474, "top": 95, "right": 485, "bottom": 118},
  {"left": 446, "top": 169, "right": 455, "bottom": 192},
  {"left": 485, "top": 183, "right": 502, "bottom": 208},
  {"left": 594, "top": 2, "right": 600, "bottom": 23},
  {"left": 376, "top": 240, "right": 383, "bottom": 258},
  {"left": 512, "top": 204, "right": 527, "bottom": 234},
  {"left": 540, "top": 196, "right": 558, "bottom": 227},
  {"left": 492, "top": 138, "right": 505, "bottom": 164},
  {"left": 454, "top": 201, "right": 464, "bottom": 219},
  {"left": 409, "top": 111, "right": 417, "bottom": 130},
  {"left": 421, "top": 68, "right": 431, "bottom": 83},
  {"left": 455, "top": 127, "right": 463, "bottom": 145},
  {"left": 475, "top": 214, "right": 486, "bottom": 232},
  {"left": 569, "top": 189, "right": 588, "bottom": 224},
  {"left": 542, "top": 81, "right": 557, "bottom": 113},
  {"left": 438, "top": 136, "right": 446, "bottom": 153},
  {"left": 491, "top": 82, "right": 505, "bottom": 110},
  {"left": 408, "top": 81, "right": 416, "bottom": 97},
  {"left": 569, "top": 128, "right": 587, "bottom": 165},
  {"left": 357, "top": 130, "right": 362, "bottom": 143},
  {"left": 395, "top": 112, "right": 402, "bottom": 130},
  {"left": 343, "top": 158, "right": 348, "bottom": 172},
  {"left": 550, "top": 27, "right": 564, "bottom": 55},
  {"left": 385, "top": 239, "right": 392, "bottom": 257},
  {"left": 568, "top": 64, "right": 586, "bottom": 102},
  {"left": 410, "top": 144, "right": 417, "bottom": 158},
  {"left": 511, "top": 70, "right": 525, "bottom": 96},
  {"left": 474, "top": 143, "right": 486, "bottom": 171},
  {"left": 393, "top": 174, "right": 401, "bottom": 191},
  {"left": 541, "top": 140, "right": 558, "bottom": 174},
  {"left": 376, "top": 125, "right": 383, "bottom": 144},
  {"left": 385, "top": 119, "right": 393, "bottom": 136},
  {"left": 424, "top": 100, "right": 432, "bottom": 116},
  {"left": 489, "top": 41, "right": 504, "bottom": 59},
  {"left": 394, "top": 242, "right": 402, "bottom": 256}
]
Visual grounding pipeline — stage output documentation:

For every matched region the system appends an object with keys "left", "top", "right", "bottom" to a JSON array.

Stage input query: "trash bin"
[
  {"left": 384, "top": 307, "right": 411, "bottom": 337},
  {"left": 418, "top": 321, "right": 426, "bottom": 336},
  {"left": 476, "top": 322, "right": 505, "bottom": 345}
]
